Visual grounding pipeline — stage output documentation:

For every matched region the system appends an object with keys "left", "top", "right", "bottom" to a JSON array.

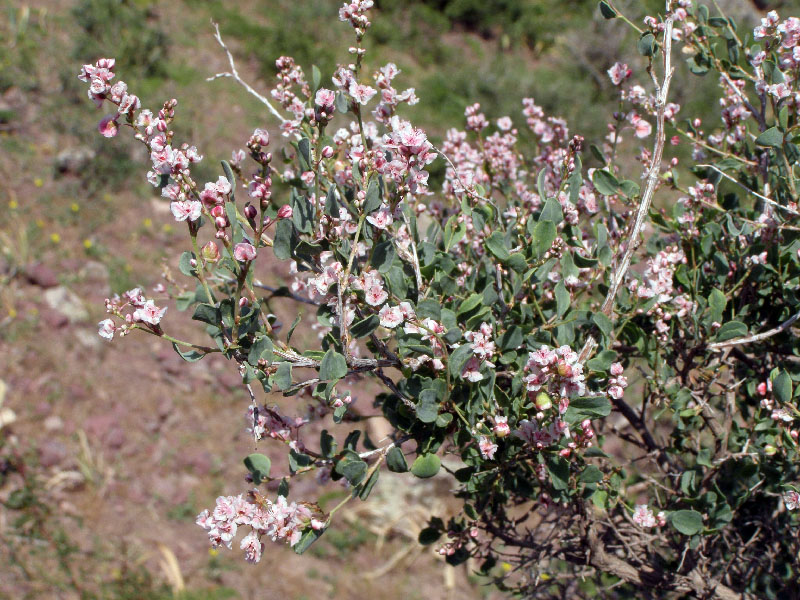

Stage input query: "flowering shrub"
[{"left": 82, "top": 1, "right": 800, "bottom": 596}]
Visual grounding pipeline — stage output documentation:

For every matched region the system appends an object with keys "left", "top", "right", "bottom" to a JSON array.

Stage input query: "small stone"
[
  {"left": 105, "top": 427, "right": 126, "bottom": 449},
  {"left": 26, "top": 263, "right": 59, "bottom": 288},
  {"left": 55, "top": 146, "right": 96, "bottom": 174},
  {"left": 44, "top": 286, "right": 89, "bottom": 323},
  {"left": 44, "top": 415, "right": 64, "bottom": 432},
  {"left": 40, "top": 308, "right": 69, "bottom": 329},
  {"left": 75, "top": 328, "right": 102, "bottom": 350},
  {"left": 80, "top": 261, "right": 110, "bottom": 282},
  {"left": 39, "top": 441, "right": 68, "bottom": 467}
]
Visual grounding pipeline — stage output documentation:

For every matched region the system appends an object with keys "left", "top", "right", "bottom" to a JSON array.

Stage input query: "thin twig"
[
  {"left": 579, "top": 14, "right": 674, "bottom": 363},
  {"left": 208, "top": 22, "right": 290, "bottom": 126},
  {"left": 707, "top": 309, "right": 800, "bottom": 351},
  {"left": 698, "top": 163, "right": 800, "bottom": 217}
]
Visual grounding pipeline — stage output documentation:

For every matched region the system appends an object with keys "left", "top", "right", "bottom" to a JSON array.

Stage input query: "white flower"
[{"left": 98, "top": 318, "right": 115, "bottom": 340}]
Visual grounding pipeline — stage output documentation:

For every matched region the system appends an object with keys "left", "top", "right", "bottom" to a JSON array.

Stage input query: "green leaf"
[
  {"left": 555, "top": 281, "right": 570, "bottom": 317},
  {"left": 225, "top": 201, "right": 244, "bottom": 245},
  {"left": 320, "top": 429, "right": 337, "bottom": 458},
  {"left": 539, "top": 198, "right": 563, "bottom": 224},
  {"left": 500, "top": 326, "right": 523, "bottom": 351},
  {"left": 291, "top": 191, "right": 314, "bottom": 234},
  {"left": 311, "top": 64, "right": 321, "bottom": 91},
  {"left": 371, "top": 240, "right": 395, "bottom": 273},
  {"left": 457, "top": 293, "right": 483, "bottom": 317},
  {"left": 708, "top": 288, "right": 726, "bottom": 323},
  {"left": 485, "top": 232, "right": 510, "bottom": 261},
  {"left": 411, "top": 453, "right": 440, "bottom": 478},
  {"left": 364, "top": 177, "right": 382, "bottom": 214},
  {"left": 592, "top": 312, "right": 613, "bottom": 340},
  {"left": 532, "top": 220, "right": 557, "bottom": 258},
  {"left": 579, "top": 465, "right": 604, "bottom": 484},
  {"left": 335, "top": 451, "right": 368, "bottom": 486},
  {"left": 192, "top": 303, "right": 219, "bottom": 326},
  {"left": 297, "top": 137, "right": 311, "bottom": 171},
  {"left": 448, "top": 344, "right": 475, "bottom": 378},
  {"left": 669, "top": 510, "right": 704, "bottom": 535},
  {"left": 416, "top": 390, "right": 440, "bottom": 423},
  {"left": 599, "top": 0, "right": 617, "bottom": 19},
  {"left": 506, "top": 252, "right": 527, "bottom": 273},
  {"left": 274, "top": 362, "right": 292, "bottom": 390},
  {"left": 273, "top": 219, "right": 294, "bottom": 260},
  {"left": 319, "top": 348, "right": 348, "bottom": 382},
  {"left": 592, "top": 169, "right": 620, "bottom": 195},
  {"left": 243, "top": 453, "right": 271, "bottom": 484},
  {"left": 386, "top": 447, "right": 408, "bottom": 472},
  {"left": 638, "top": 32, "right": 656, "bottom": 57},
  {"left": 351, "top": 314, "right": 379, "bottom": 338},
  {"left": 715, "top": 320, "right": 747, "bottom": 341},
  {"left": 172, "top": 342, "right": 205, "bottom": 362},
  {"left": 178, "top": 251, "right": 197, "bottom": 277},
  {"left": 564, "top": 396, "right": 612, "bottom": 422},
  {"left": 418, "top": 527, "right": 441, "bottom": 545},
  {"left": 755, "top": 126, "right": 784, "bottom": 148},
  {"left": 293, "top": 527, "right": 325, "bottom": 554},
  {"left": 358, "top": 468, "right": 379, "bottom": 500},
  {"left": 248, "top": 335, "right": 274, "bottom": 366},
  {"left": 221, "top": 160, "right": 236, "bottom": 198},
  {"left": 773, "top": 370, "right": 793, "bottom": 404},
  {"left": 546, "top": 455, "right": 570, "bottom": 490}
]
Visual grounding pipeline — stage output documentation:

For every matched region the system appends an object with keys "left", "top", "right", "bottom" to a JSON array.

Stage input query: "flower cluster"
[
  {"left": 99, "top": 287, "right": 167, "bottom": 340},
  {"left": 196, "top": 493, "right": 322, "bottom": 563}
]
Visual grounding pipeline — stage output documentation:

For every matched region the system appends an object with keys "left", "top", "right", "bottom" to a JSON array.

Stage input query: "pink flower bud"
[
  {"left": 244, "top": 204, "right": 258, "bottom": 220},
  {"left": 321, "top": 145, "right": 334, "bottom": 158},
  {"left": 757, "top": 382, "right": 768, "bottom": 396},
  {"left": 239, "top": 297, "right": 249, "bottom": 308},
  {"left": 233, "top": 242, "right": 256, "bottom": 262},
  {"left": 535, "top": 392, "right": 552, "bottom": 411},
  {"left": 214, "top": 216, "right": 227, "bottom": 229},
  {"left": 98, "top": 115, "right": 119, "bottom": 138},
  {"left": 201, "top": 241, "right": 220, "bottom": 263},
  {"left": 211, "top": 205, "right": 225, "bottom": 218},
  {"left": 277, "top": 204, "right": 293, "bottom": 219}
]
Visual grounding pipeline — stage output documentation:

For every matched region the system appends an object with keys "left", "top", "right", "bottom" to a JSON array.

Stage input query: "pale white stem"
[
  {"left": 207, "top": 22, "right": 290, "bottom": 127},
  {"left": 707, "top": 310, "right": 800, "bottom": 351},
  {"left": 579, "top": 13, "right": 675, "bottom": 363},
  {"left": 698, "top": 163, "right": 799, "bottom": 217}
]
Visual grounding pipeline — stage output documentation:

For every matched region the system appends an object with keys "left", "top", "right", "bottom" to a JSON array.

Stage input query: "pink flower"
[
  {"left": 98, "top": 115, "right": 119, "bottom": 138},
  {"left": 630, "top": 114, "right": 652, "bottom": 138},
  {"left": 496, "top": 116, "right": 513, "bottom": 131},
  {"left": 98, "top": 318, "right": 115, "bottom": 340},
  {"left": 379, "top": 304, "right": 404, "bottom": 328},
  {"left": 784, "top": 490, "right": 800, "bottom": 510},
  {"left": 119, "top": 93, "right": 140, "bottom": 115},
  {"left": 240, "top": 531, "right": 264, "bottom": 564},
  {"left": 462, "top": 356, "right": 484, "bottom": 382},
  {"left": 277, "top": 204, "right": 293, "bottom": 219},
  {"left": 348, "top": 81, "right": 377, "bottom": 105},
  {"left": 632, "top": 504, "right": 657, "bottom": 528},
  {"left": 364, "top": 283, "right": 388, "bottom": 306},
  {"left": 366, "top": 205, "right": 393, "bottom": 230},
  {"left": 234, "top": 243, "right": 257, "bottom": 262},
  {"left": 493, "top": 416, "right": 510, "bottom": 437},
  {"left": 170, "top": 200, "right": 202, "bottom": 222},
  {"left": 610, "top": 362, "right": 624, "bottom": 376},
  {"left": 315, "top": 88, "right": 336, "bottom": 109},
  {"left": 607, "top": 62, "right": 630, "bottom": 86},
  {"left": 133, "top": 300, "right": 167, "bottom": 325},
  {"left": 479, "top": 436, "right": 498, "bottom": 460}
]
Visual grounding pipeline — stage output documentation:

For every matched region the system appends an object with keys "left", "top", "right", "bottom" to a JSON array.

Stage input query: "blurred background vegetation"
[{"left": 1, "top": 0, "right": 798, "bottom": 598}]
